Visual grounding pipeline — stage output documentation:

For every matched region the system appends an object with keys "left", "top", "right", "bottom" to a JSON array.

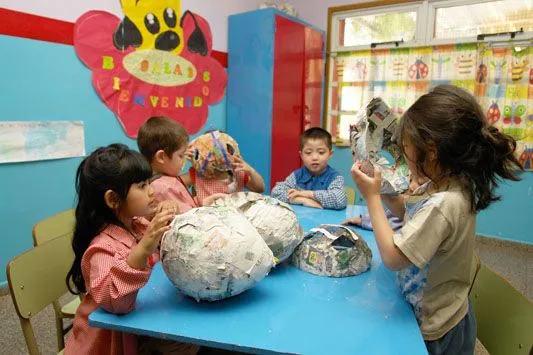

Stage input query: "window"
[
  {"left": 430, "top": 0, "right": 533, "bottom": 44},
  {"left": 333, "top": 5, "right": 422, "bottom": 51},
  {"left": 325, "top": 0, "right": 533, "bottom": 146}
]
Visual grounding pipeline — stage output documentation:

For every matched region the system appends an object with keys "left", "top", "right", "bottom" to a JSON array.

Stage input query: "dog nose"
[{"left": 155, "top": 31, "right": 180, "bottom": 51}]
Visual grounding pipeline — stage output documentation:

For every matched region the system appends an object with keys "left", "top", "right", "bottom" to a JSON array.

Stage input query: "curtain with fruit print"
[{"left": 330, "top": 43, "right": 532, "bottom": 170}]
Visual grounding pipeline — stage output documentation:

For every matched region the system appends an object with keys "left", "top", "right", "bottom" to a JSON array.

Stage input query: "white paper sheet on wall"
[{"left": 0, "top": 121, "right": 85, "bottom": 164}]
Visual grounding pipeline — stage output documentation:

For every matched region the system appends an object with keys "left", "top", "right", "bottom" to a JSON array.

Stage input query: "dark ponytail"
[
  {"left": 66, "top": 144, "right": 152, "bottom": 294},
  {"left": 398, "top": 85, "right": 523, "bottom": 212}
]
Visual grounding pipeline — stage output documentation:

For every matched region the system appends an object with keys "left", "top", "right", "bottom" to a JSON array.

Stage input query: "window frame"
[
  {"left": 426, "top": 0, "right": 533, "bottom": 46},
  {"left": 331, "top": 1, "right": 427, "bottom": 52},
  {"left": 324, "top": 0, "right": 533, "bottom": 145}
]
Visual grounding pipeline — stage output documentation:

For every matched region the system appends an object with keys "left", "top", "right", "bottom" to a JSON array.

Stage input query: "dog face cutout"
[
  {"left": 74, "top": 1, "right": 225, "bottom": 137},
  {"left": 114, "top": 0, "right": 185, "bottom": 54}
]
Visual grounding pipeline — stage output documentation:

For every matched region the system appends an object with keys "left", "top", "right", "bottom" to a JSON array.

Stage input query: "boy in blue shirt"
[{"left": 271, "top": 128, "right": 347, "bottom": 210}]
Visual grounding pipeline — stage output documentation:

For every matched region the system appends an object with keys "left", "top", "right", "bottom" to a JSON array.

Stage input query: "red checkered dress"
[
  {"left": 65, "top": 219, "right": 158, "bottom": 355},
  {"left": 151, "top": 175, "right": 200, "bottom": 213},
  {"left": 190, "top": 168, "right": 249, "bottom": 203}
]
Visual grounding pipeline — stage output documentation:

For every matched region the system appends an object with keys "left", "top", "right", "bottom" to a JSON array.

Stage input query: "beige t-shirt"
[{"left": 393, "top": 180, "right": 475, "bottom": 341}]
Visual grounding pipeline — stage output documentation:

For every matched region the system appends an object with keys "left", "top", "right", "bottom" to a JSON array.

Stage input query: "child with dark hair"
[
  {"left": 271, "top": 127, "right": 347, "bottom": 210},
  {"left": 351, "top": 85, "right": 522, "bottom": 354},
  {"left": 65, "top": 144, "right": 197, "bottom": 355}
]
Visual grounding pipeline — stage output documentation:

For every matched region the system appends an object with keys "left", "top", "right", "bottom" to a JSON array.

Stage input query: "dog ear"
[
  {"left": 180, "top": 11, "right": 208, "bottom": 56},
  {"left": 113, "top": 16, "right": 143, "bottom": 50}
]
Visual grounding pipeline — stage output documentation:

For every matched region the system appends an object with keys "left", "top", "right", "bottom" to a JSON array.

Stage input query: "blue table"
[{"left": 89, "top": 206, "right": 426, "bottom": 354}]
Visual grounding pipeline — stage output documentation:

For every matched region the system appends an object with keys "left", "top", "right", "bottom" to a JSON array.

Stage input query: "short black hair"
[{"left": 300, "top": 127, "right": 332, "bottom": 150}]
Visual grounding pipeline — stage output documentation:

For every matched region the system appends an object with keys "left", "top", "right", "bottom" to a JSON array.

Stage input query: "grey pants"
[{"left": 425, "top": 301, "right": 477, "bottom": 355}]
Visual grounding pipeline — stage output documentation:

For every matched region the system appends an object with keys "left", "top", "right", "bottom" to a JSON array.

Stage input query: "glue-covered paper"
[
  {"left": 291, "top": 224, "right": 372, "bottom": 277},
  {"left": 190, "top": 130, "right": 240, "bottom": 179},
  {"left": 160, "top": 206, "right": 274, "bottom": 302},
  {"left": 349, "top": 98, "right": 409, "bottom": 194},
  {"left": 212, "top": 192, "right": 304, "bottom": 263},
  {"left": 0, "top": 121, "right": 85, "bottom": 164}
]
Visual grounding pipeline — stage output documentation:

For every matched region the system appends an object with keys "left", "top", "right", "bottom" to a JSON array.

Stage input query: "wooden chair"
[
  {"left": 32, "top": 208, "right": 80, "bottom": 351},
  {"left": 469, "top": 264, "right": 533, "bottom": 355},
  {"left": 7, "top": 234, "right": 74, "bottom": 354},
  {"left": 32, "top": 209, "right": 75, "bottom": 246},
  {"left": 344, "top": 186, "right": 356, "bottom": 205},
  {"left": 468, "top": 253, "right": 481, "bottom": 295}
]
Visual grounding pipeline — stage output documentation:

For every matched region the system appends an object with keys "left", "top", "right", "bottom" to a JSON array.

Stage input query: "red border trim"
[{"left": 0, "top": 8, "right": 228, "bottom": 67}]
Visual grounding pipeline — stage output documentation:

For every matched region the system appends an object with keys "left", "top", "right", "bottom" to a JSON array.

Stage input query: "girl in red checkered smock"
[{"left": 64, "top": 144, "right": 197, "bottom": 355}]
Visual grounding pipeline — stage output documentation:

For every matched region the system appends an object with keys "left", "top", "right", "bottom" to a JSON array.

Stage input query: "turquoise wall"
[{"left": 0, "top": 35, "right": 226, "bottom": 286}]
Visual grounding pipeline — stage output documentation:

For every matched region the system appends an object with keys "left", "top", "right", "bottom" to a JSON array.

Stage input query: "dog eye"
[
  {"left": 144, "top": 13, "right": 160, "bottom": 34},
  {"left": 164, "top": 8, "right": 177, "bottom": 28}
]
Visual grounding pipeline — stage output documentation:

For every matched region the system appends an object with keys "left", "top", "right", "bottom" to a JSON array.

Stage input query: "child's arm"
[
  {"left": 290, "top": 196, "right": 323, "bottom": 209},
  {"left": 85, "top": 210, "right": 174, "bottom": 314},
  {"left": 351, "top": 163, "right": 411, "bottom": 271},
  {"left": 271, "top": 173, "right": 297, "bottom": 203},
  {"left": 180, "top": 143, "right": 195, "bottom": 187},
  {"left": 128, "top": 209, "right": 174, "bottom": 269},
  {"left": 293, "top": 176, "right": 347, "bottom": 210},
  {"left": 232, "top": 156, "right": 265, "bottom": 193},
  {"left": 343, "top": 209, "right": 402, "bottom": 231},
  {"left": 342, "top": 215, "right": 373, "bottom": 230},
  {"left": 382, "top": 194, "right": 406, "bottom": 220},
  {"left": 179, "top": 171, "right": 192, "bottom": 187}
]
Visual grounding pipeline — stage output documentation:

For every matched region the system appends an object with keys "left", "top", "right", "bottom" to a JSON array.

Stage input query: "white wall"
[{"left": 0, "top": 0, "right": 264, "bottom": 50}]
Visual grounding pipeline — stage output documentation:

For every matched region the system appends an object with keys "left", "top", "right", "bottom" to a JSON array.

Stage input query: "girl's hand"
[
  {"left": 185, "top": 143, "right": 195, "bottom": 161},
  {"left": 231, "top": 156, "right": 251, "bottom": 174},
  {"left": 139, "top": 209, "right": 174, "bottom": 255},
  {"left": 351, "top": 162, "right": 382, "bottom": 200},
  {"left": 155, "top": 200, "right": 180, "bottom": 215},
  {"left": 341, "top": 217, "right": 362, "bottom": 226},
  {"left": 203, "top": 193, "right": 228, "bottom": 206}
]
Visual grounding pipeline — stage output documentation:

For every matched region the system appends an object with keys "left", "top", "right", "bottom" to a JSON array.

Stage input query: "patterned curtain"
[{"left": 329, "top": 43, "right": 532, "bottom": 170}]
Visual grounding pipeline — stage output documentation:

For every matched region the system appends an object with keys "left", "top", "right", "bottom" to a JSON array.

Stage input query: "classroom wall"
[{"left": 0, "top": 0, "right": 264, "bottom": 286}]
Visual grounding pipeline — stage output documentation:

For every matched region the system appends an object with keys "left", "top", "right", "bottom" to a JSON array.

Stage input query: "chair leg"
[
  {"left": 19, "top": 318, "right": 40, "bottom": 355},
  {"left": 53, "top": 300, "right": 65, "bottom": 351},
  {"left": 55, "top": 315, "right": 65, "bottom": 351}
]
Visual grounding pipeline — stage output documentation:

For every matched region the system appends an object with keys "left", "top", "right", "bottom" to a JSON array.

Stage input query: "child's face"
[
  {"left": 122, "top": 180, "right": 155, "bottom": 217},
  {"left": 162, "top": 145, "right": 187, "bottom": 177},
  {"left": 403, "top": 137, "right": 419, "bottom": 178},
  {"left": 300, "top": 139, "right": 333, "bottom": 175},
  {"left": 403, "top": 135, "right": 437, "bottom": 181}
]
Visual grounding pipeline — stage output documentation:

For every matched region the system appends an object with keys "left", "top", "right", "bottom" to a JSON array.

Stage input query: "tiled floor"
[{"left": 1, "top": 236, "right": 530, "bottom": 354}]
